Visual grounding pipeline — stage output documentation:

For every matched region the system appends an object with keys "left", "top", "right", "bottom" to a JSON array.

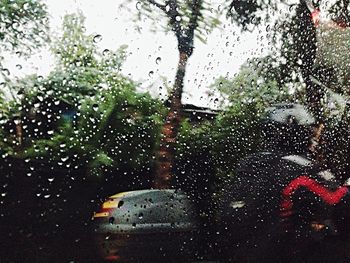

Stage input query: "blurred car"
[{"left": 92, "top": 189, "right": 199, "bottom": 262}]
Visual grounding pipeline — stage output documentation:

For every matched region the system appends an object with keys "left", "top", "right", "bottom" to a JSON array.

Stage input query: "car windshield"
[{"left": 2, "top": 0, "right": 350, "bottom": 262}]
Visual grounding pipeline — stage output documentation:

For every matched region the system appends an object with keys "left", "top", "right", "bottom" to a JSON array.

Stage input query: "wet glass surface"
[{"left": 1, "top": 0, "right": 350, "bottom": 262}]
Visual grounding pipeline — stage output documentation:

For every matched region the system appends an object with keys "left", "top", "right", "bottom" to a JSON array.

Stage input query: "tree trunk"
[
  {"left": 154, "top": 51, "right": 189, "bottom": 189},
  {"left": 296, "top": 2, "right": 325, "bottom": 122}
]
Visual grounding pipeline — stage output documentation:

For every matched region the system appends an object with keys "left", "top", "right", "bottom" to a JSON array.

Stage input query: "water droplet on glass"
[
  {"left": 102, "top": 49, "right": 110, "bottom": 56},
  {"left": 23, "top": 3, "right": 30, "bottom": 10},
  {"left": 109, "top": 217, "right": 115, "bottom": 224},
  {"left": 148, "top": 71, "right": 154, "bottom": 77},
  {"left": 92, "top": 104, "right": 99, "bottom": 111},
  {"left": 16, "top": 64, "right": 22, "bottom": 70},
  {"left": 2, "top": 68, "right": 10, "bottom": 76},
  {"left": 136, "top": 1, "right": 141, "bottom": 10},
  {"left": 93, "top": 34, "right": 102, "bottom": 43},
  {"left": 156, "top": 57, "right": 161, "bottom": 64}
]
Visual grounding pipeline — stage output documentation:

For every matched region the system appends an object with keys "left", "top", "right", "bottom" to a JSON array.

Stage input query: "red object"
[
  {"left": 311, "top": 9, "right": 321, "bottom": 27},
  {"left": 280, "top": 175, "right": 349, "bottom": 218},
  {"left": 105, "top": 255, "right": 120, "bottom": 261}
]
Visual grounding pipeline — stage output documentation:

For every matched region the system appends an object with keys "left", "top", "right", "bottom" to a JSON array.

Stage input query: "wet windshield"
[{"left": 1, "top": 0, "right": 350, "bottom": 262}]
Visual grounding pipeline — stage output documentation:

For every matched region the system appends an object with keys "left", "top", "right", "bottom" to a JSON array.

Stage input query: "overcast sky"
[{"left": 3, "top": 0, "right": 273, "bottom": 108}]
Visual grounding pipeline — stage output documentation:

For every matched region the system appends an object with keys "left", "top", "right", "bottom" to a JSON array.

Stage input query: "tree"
[
  {"left": 0, "top": 0, "right": 48, "bottom": 68},
  {"left": 228, "top": 0, "right": 350, "bottom": 121},
  {"left": 51, "top": 12, "right": 96, "bottom": 69},
  {"left": 210, "top": 56, "right": 297, "bottom": 107},
  {"left": 0, "top": 0, "right": 48, "bottom": 103},
  {"left": 125, "top": 0, "right": 222, "bottom": 188},
  {"left": 4, "top": 13, "right": 164, "bottom": 185},
  {"left": 46, "top": 12, "right": 127, "bottom": 105}
]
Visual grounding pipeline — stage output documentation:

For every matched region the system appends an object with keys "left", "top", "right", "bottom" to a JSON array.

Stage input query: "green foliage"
[
  {"left": 176, "top": 56, "right": 295, "bottom": 194},
  {"left": 13, "top": 13, "right": 128, "bottom": 106},
  {"left": 210, "top": 57, "right": 298, "bottom": 107},
  {"left": 22, "top": 85, "right": 164, "bottom": 179},
  {"left": 51, "top": 12, "right": 96, "bottom": 69},
  {"left": 123, "top": 0, "right": 222, "bottom": 51},
  {"left": 176, "top": 103, "right": 261, "bottom": 174},
  {"left": 0, "top": 85, "right": 22, "bottom": 153},
  {"left": 1, "top": 12, "right": 166, "bottom": 180},
  {"left": 0, "top": 0, "right": 48, "bottom": 62}
]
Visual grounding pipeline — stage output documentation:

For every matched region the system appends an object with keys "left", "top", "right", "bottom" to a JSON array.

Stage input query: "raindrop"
[
  {"left": 93, "top": 34, "right": 102, "bottom": 43},
  {"left": 136, "top": 1, "right": 141, "bottom": 10},
  {"left": 109, "top": 217, "right": 115, "bottom": 224},
  {"left": 2, "top": 68, "right": 10, "bottom": 76},
  {"left": 23, "top": 3, "right": 30, "bottom": 10},
  {"left": 16, "top": 64, "right": 22, "bottom": 70},
  {"left": 148, "top": 71, "right": 154, "bottom": 77},
  {"left": 48, "top": 178, "right": 54, "bottom": 182},
  {"left": 138, "top": 213, "right": 143, "bottom": 219},
  {"left": 92, "top": 104, "right": 99, "bottom": 111},
  {"left": 102, "top": 49, "right": 110, "bottom": 56},
  {"left": 13, "top": 119, "right": 21, "bottom": 125},
  {"left": 156, "top": 57, "right": 161, "bottom": 64}
]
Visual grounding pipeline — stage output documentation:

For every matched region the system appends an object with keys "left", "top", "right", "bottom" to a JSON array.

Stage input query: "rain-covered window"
[{"left": 2, "top": 0, "right": 350, "bottom": 262}]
